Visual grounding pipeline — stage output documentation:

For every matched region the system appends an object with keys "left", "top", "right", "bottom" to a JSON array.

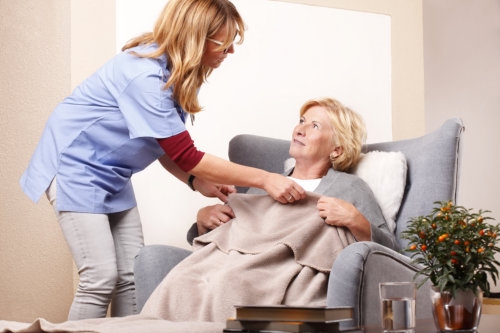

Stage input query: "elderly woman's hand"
[
  {"left": 196, "top": 204, "right": 235, "bottom": 236},
  {"left": 317, "top": 196, "right": 371, "bottom": 241}
]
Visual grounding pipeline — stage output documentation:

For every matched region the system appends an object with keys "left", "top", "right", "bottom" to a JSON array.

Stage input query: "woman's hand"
[
  {"left": 193, "top": 177, "right": 236, "bottom": 203},
  {"left": 317, "top": 196, "right": 371, "bottom": 241},
  {"left": 263, "top": 173, "right": 306, "bottom": 204},
  {"left": 196, "top": 204, "right": 235, "bottom": 236}
]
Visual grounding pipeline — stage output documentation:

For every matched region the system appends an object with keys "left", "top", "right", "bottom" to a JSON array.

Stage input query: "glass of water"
[{"left": 379, "top": 282, "right": 416, "bottom": 333}]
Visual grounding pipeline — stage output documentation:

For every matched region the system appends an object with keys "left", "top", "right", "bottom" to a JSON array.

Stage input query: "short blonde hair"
[
  {"left": 122, "top": 0, "right": 245, "bottom": 114},
  {"left": 299, "top": 97, "right": 366, "bottom": 172}
]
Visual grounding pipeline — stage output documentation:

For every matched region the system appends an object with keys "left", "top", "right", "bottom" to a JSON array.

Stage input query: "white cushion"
[{"left": 352, "top": 151, "right": 407, "bottom": 233}]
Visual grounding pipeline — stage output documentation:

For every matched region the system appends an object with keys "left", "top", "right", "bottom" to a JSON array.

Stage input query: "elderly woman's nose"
[{"left": 294, "top": 126, "right": 304, "bottom": 136}]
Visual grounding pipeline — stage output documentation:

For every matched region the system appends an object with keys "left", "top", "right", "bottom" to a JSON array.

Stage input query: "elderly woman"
[
  {"left": 140, "top": 97, "right": 398, "bottom": 323},
  {"left": 191, "top": 97, "right": 397, "bottom": 250}
]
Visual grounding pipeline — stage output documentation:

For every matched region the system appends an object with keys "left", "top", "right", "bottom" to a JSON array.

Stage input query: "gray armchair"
[{"left": 134, "top": 118, "right": 464, "bottom": 327}]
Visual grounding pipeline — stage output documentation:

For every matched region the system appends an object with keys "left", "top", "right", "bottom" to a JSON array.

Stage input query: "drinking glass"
[{"left": 379, "top": 282, "right": 416, "bottom": 333}]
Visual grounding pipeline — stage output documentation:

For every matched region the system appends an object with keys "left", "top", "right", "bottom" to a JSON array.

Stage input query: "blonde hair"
[
  {"left": 299, "top": 97, "right": 366, "bottom": 172},
  {"left": 122, "top": 0, "right": 245, "bottom": 114}
]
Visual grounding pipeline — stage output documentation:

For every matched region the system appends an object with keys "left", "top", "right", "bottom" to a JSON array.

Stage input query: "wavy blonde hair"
[
  {"left": 122, "top": 0, "right": 245, "bottom": 114},
  {"left": 299, "top": 97, "right": 367, "bottom": 172}
]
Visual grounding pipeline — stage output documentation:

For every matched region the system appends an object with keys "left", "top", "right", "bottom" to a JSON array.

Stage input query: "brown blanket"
[
  {"left": 0, "top": 192, "right": 355, "bottom": 332},
  {"left": 141, "top": 192, "right": 356, "bottom": 322}
]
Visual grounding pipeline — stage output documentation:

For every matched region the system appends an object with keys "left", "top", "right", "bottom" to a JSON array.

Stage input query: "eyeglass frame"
[{"left": 206, "top": 37, "right": 233, "bottom": 54}]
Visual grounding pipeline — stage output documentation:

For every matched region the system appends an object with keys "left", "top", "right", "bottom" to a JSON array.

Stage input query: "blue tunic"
[{"left": 20, "top": 43, "right": 188, "bottom": 213}]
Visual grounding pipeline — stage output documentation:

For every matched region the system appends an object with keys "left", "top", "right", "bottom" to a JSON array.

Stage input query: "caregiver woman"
[{"left": 19, "top": 0, "right": 305, "bottom": 321}]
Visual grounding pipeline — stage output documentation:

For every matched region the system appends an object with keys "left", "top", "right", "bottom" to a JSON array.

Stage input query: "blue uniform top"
[{"left": 20, "top": 43, "right": 189, "bottom": 213}]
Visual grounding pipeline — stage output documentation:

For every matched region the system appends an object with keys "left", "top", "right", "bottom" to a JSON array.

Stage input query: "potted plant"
[{"left": 401, "top": 201, "right": 500, "bottom": 332}]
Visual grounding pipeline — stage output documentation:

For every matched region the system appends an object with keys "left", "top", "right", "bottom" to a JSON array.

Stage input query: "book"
[
  {"left": 223, "top": 328, "right": 364, "bottom": 333},
  {"left": 223, "top": 328, "right": 330, "bottom": 333},
  {"left": 234, "top": 305, "right": 353, "bottom": 323},
  {"left": 226, "top": 318, "right": 340, "bottom": 332}
]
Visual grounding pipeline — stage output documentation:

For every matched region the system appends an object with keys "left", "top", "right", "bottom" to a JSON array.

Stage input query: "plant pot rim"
[{"left": 431, "top": 285, "right": 484, "bottom": 295}]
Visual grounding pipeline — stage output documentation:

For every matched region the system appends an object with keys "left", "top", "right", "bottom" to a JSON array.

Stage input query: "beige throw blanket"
[
  {"left": 0, "top": 192, "right": 355, "bottom": 333},
  {"left": 0, "top": 316, "right": 224, "bottom": 333},
  {"left": 142, "top": 192, "right": 356, "bottom": 322}
]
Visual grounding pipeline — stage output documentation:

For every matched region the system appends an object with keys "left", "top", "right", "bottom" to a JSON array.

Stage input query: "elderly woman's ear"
[{"left": 330, "top": 146, "right": 343, "bottom": 159}]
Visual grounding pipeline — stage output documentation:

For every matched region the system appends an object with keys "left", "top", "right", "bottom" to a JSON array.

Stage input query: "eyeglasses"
[{"left": 206, "top": 38, "right": 232, "bottom": 54}]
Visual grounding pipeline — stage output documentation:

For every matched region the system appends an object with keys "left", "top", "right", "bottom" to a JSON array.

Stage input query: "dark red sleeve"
[{"left": 157, "top": 131, "right": 205, "bottom": 172}]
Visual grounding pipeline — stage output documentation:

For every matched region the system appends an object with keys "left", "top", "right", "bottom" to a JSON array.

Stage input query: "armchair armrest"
[
  {"left": 327, "top": 241, "right": 432, "bottom": 328},
  {"left": 134, "top": 245, "right": 192, "bottom": 311}
]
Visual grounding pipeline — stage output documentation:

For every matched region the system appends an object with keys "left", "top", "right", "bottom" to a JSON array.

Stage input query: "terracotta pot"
[{"left": 430, "top": 286, "right": 482, "bottom": 332}]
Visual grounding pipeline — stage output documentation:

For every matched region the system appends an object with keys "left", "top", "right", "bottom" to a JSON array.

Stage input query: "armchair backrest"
[{"left": 228, "top": 118, "right": 465, "bottom": 250}]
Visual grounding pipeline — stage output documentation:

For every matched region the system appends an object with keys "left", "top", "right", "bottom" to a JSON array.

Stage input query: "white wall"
[{"left": 116, "top": 0, "right": 392, "bottom": 248}]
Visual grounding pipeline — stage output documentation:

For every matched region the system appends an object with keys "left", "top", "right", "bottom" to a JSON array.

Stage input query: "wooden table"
[{"left": 359, "top": 314, "right": 498, "bottom": 333}]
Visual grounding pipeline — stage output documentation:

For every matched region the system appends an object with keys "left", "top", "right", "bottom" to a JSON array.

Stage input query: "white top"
[{"left": 288, "top": 177, "right": 321, "bottom": 192}]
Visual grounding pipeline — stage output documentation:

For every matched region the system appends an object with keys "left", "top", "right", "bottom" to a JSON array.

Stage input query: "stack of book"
[{"left": 223, "top": 305, "right": 354, "bottom": 333}]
